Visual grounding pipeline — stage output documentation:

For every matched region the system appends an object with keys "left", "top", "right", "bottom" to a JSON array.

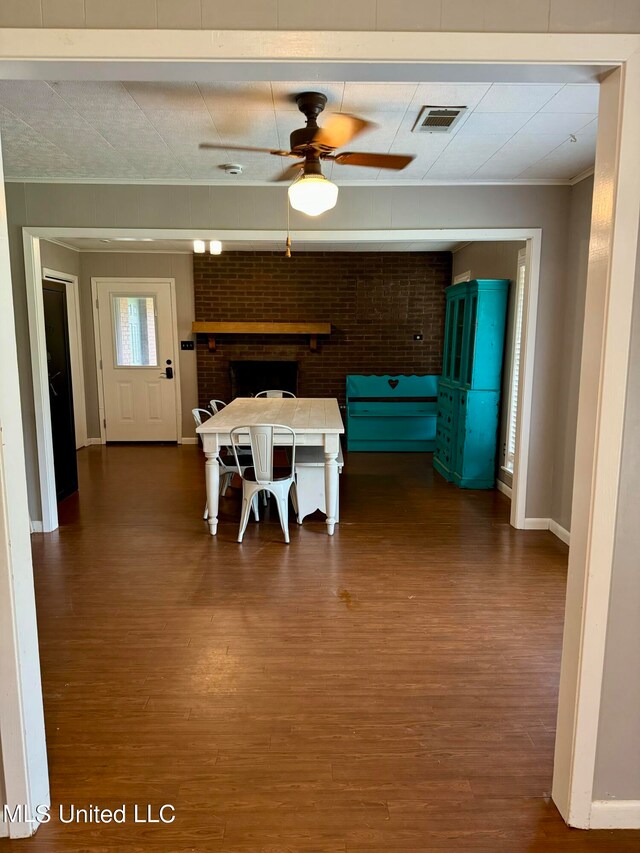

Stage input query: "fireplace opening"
[{"left": 229, "top": 361, "right": 298, "bottom": 398}]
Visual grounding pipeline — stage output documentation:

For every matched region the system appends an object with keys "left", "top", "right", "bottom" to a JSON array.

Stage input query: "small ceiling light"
[
  {"left": 193, "top": 239, "right": 206, "bottom": 253},
  {"left": 288, "top": 175, "right": 338, "bottom": 217},
  {"left": 209, "top": 240, "right": 222, "bottom": 255}
]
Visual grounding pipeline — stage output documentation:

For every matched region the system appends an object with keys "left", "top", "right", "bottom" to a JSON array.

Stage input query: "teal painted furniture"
[
  {"left": 434, "top": 279, "right": 509, "bottom": 489},
  {"left": 346, "top": 374, "right": 439, "bottom": 451}
]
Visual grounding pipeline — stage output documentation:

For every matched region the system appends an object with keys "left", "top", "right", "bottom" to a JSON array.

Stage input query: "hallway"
[{"left": 4, "top": 445, "right": 638, "bottom": 851}]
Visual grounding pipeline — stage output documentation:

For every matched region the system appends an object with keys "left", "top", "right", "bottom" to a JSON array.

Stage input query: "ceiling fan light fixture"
[
  {"left": 288, "top": 174, "right": 338, "bottom": 217},
  {"left": 209, "top": 240, "right": 222, "bottom": 255},
  {"left": 193, "top": 239, "right": 206, "bottom": 253}
]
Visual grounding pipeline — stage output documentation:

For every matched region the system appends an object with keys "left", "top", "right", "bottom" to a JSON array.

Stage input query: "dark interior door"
[{"left": 43, "top": 280, "right": 78, "bottom": 501}]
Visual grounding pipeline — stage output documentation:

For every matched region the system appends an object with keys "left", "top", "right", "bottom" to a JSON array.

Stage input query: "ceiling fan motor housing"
[{"left": 290, "top": 91, "right": 328, "bottom": 154}]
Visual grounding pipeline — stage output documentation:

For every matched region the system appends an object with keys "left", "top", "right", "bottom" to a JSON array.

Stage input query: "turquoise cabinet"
[{"left": 434, "top": 279, "right": 509, "bottom": 489}]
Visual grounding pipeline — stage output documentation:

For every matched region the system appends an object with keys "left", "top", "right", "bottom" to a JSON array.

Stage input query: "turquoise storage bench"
[{"left": 346, "top": 374, "right": 440, "bottom": 452}]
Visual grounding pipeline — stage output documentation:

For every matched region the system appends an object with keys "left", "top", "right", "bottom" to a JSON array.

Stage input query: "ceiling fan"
[{"left": 199, "top": 91, "right": 415, "bottom": 216}]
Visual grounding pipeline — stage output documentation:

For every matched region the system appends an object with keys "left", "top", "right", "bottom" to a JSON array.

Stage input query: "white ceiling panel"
[
  {"left": 408, "top": 83, "right": 492, "bottom": 112},
  {"left": 341, "top": 82, "right": 419, "bottom": 116},
  {"left": 540, "top": 84, "right": 600, "bottom": 114},
  {"left": 457, "top": 112, "right": 534, "bottom": 136},
  {"left": 520, "top": 112, "right": 597, "bottom": 136},
  {"left": 0, "top": 80, "right": 599, "bottom": 184},
  {"left": 123, "top": 82, "right": 208, "bottom": 112},
  {"left": 50, "top": 81, "right": 141, "bottom": 113},
  {"left": 475, "top": 84, "right": 563, "bottom": 113}
]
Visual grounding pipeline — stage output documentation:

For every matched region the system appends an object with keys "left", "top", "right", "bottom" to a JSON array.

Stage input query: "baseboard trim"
[
  {"left": 523, "top": 517, "right": 571, "bottom": 545},
  {"left": 181, "top": 437, "right": 198, "bottom": 445},
  {"left": 85, "top": 437, "right": 103, "bottom": 445},
  {"left": 549, "top": 519, "right": 571, "bottom": 545},
  {"left": 30, "top": 520, "right": 43, "bottom": 533},
  {"left": 523, "top": 517, "right": 550, "bottom": 530},
  {"left": 496, "top": 479, "right": 512, "bottom": 499},
  {"left": 590, "top": 800, "right": 640, "bottom": 829}
]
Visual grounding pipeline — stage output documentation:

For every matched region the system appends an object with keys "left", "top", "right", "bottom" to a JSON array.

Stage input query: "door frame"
[
  {"left": 5, "top": 28, "right": 638, "bottom": 835},
  {"left": 42, "top": 267, "right": 88, "bottom": 452},
  {"left": 24, "top": 225, "right": 540, "bottom": 534},
  {"left": 91, "top": 277, "right": 182, "bottom": 445}
]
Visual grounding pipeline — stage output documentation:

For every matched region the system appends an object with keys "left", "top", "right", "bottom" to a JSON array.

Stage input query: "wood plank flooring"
[{"left": 2, "top": 445, "right": 638, "bottom": 852}]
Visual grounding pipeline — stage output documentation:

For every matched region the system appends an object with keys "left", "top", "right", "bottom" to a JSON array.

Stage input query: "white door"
[{"left": 95, "top": 279, "right": 178, "bottom": 442}]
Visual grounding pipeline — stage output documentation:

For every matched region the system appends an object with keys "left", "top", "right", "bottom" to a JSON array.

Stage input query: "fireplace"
[{"left": 229, "top": 361, "right": 298, "bottom": 398}]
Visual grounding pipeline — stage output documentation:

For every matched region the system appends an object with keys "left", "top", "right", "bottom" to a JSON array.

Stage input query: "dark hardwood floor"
[{"left": 3, "top": 445, "right": 638, "bottom": 851}]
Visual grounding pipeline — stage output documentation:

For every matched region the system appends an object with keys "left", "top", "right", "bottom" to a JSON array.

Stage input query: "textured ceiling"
[
  {"left": 57, "top": 237, "right": 463, "bottom": 253},
  {"left": 0, "top": 80, "right": 599, "bottom": 184}
]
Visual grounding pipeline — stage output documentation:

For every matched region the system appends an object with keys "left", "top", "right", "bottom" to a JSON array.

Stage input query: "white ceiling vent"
[{"left": 413, "top": 106, "right": 467, "bottom": 134}]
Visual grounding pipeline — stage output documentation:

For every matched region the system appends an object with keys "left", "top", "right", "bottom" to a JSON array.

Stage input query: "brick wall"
[{"left": 194, "top": 251, "right": 452, "bottom": 405}]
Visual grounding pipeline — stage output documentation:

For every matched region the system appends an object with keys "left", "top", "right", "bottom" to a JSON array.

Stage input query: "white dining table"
[{"left": 196, "top": 397, "right": 345, "bottom": 536}]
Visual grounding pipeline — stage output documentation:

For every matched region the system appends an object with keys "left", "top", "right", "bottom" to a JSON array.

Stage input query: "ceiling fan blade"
[
  {"left": 332, "top": 152, "right": 415, "bottom": 170},
  {"left": 312, "top": 114, "right": 373, "bottom": 150},
  {"left": 199, "top": 142, "right": 292, "bottom": 156},
  {"left": 272, "top": 162, "right": 305, "bottom": 182}
]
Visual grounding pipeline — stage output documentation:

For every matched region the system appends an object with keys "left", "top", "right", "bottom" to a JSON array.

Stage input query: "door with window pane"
[{"left": 96, "top": 280, "right": 178, "bottom": 442}]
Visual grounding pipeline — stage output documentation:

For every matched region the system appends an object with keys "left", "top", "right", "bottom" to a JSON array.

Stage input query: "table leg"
[
  {"left": 205, "top": 450, "right": 221, "bottom": 535},
  {"left": 324, "top": 442, "right": 339, "bottom": 536}
]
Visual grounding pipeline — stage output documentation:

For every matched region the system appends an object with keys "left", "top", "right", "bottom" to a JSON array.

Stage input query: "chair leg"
[
  {"left": 220, "top": 472, "right": 232, "bottom": 496},
  {"left": 237, "top": 492, "right": 253, "bottom": 543},
  {"left": 290, "top": 481, "right": 301, "bottom": 524},
  {"left": 262, "top": 491, "right": 268, "bottom": 506},
  {"left": 252, "top": 493, "right": 260, "bottom": 521},
  {"left": 274, "top": 489, "right": 290, "bottom": 544},
  {"left": 203, "top": 503, "right": 209, "bottom": 521}
]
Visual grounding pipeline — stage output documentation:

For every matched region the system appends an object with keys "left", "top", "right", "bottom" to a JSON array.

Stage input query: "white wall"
[
  {"left": 78, "top": 252, "right": 197, "bottom": 439},
  {"left": 0, "top": 0, "right": 638, "bottom": 32}
]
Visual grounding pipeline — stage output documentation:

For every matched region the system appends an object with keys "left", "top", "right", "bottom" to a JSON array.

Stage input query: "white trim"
[
  {"left": 0, "top": 29, "right": 636, "bottom": 64},
  {"left": 590, "top": 801, "right": 640, "bottom": 829},
  {"left": 549, "top": 520, "right": 571, "bottom": 546},
  {"left": 85, "top": 437, "right": 103, "bottom": 446},
  {"left": 23, "top": 232, "right": 58, "bottom": 533},
  {"left": 496, "top": 479, "right": 512, "bottom": 500},
  {"left": 4, "top": 176, "right": 585, "bottom": 187},
  {"left": 0, "top": 141, "right": 49, "bottom": 840},
  {"left": 29, "top": 520, "right": 43, "bottom": 534},
  {"left": 510, "top": 234, "right": 541, "bottom": 530},
  {"left": 524, "top": 517, "right": 551, "bottom": 530},
  {"left": 27, "top": 226, "right": 548, "bottom": 243},
  {"left": 91, "top": 278, "right": 182, "bottom": 446},
  {"left": 43, "top": 268, "right": 88, "bottom": 450},
  {"left": 181, "top": 437, "right": 198, "bottom": 445},
  {"left": 569, "top": 167, "right": 596, "bottom": 186},
  {"left": 522, "top": 517, "right": 571, "bottom": 545},
  {"left": 553, "top": 54, "right": 640, "bottom": 830},
  {"left": 452, "top": 271, "right": 471, "bottom": 284},
  {"left": 24, "top": 224, "right": 539, "bottom": 535}
]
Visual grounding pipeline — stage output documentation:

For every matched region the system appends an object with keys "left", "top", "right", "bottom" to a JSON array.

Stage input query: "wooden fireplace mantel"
[{"left": 192, "top": 321, "right": 332, "bottom": 352}]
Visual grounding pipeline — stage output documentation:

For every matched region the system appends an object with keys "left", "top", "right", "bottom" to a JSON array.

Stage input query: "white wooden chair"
[
  {"left": 230, "top": 424, "right": 298, "bottom": 544},
  {"left": 293, "top": 445, "right": 344, "bottom": 524},
  {"left": 255, "top": 390, "right": 296, "bottom": 398},
  {"left": 192, "top": 408, "right": 258, "bottom": 522}
]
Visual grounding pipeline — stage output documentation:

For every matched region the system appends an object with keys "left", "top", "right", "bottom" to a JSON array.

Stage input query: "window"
[
  {"left": 112, "top": 295, "right": 158, "bottom": 367},
  {"left": 504, "top": 249, "right": 526, "bottom": 473}
]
